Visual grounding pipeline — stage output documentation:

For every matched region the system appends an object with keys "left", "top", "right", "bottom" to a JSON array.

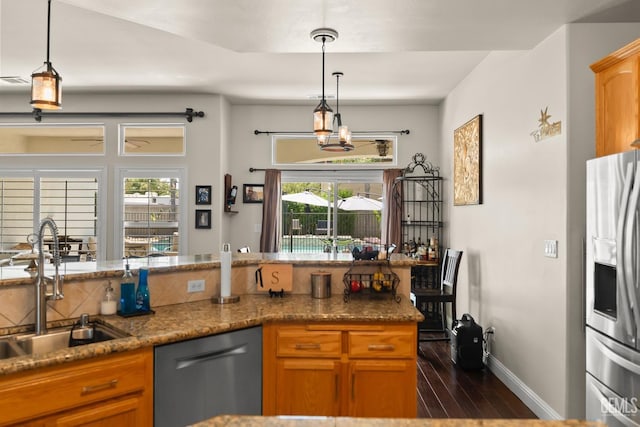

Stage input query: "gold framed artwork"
[{"left": 453, "top": 114, "right": 482, "bottom": 206}]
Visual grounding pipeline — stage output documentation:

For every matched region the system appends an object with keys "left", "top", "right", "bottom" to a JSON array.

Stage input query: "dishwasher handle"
[{"left": 175, "top": 343, "right": 248, "bottom": 370}]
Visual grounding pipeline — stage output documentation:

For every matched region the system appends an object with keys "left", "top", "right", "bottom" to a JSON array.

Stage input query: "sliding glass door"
[{"left": 281, "top": 172, "right": 383, "bottom": 254}]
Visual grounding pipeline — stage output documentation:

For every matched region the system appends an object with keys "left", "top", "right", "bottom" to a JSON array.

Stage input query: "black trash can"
[{"left": 450, "top": 313, "right": 484, "bottom": 370}]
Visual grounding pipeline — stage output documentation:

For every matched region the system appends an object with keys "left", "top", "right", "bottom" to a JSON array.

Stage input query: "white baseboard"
[{"left": 486, "top": 354, "right": 562, "bottom": 419}]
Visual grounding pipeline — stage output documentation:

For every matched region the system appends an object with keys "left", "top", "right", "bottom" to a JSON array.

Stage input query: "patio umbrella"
[
  {"left": 282, "top": 191, "right": 333, "bottom": 237},
  {"left": 282, "top": 191, "right": 332, "bottom": 207},
  {"left": 337, "top": 195, "right": 383, "bottom": 211}
]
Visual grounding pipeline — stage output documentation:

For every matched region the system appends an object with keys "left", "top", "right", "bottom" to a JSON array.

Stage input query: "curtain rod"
[
  {"left": 254, "top": 129, "right": 409, "bottom": 135},
  {"left": 0, "top": 108, "right": 205, "bottom": 122}
]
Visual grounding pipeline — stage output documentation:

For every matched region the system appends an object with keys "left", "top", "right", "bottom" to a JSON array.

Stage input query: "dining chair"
[
  {"left": 412, "top": 248, "right": 463, "bottom": 350},
  {"left": 291, "top": 218, "right": 301, "bottom": 235}
]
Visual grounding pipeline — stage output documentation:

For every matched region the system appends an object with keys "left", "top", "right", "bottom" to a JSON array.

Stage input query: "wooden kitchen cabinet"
[
  {"left": 263, "top": 322, "right": 417, "bottom": 418},
  {"left": 591, "top": 38, "right": 640, "bottom": 157},
  {"left": 0, "top": 347, "right": 153, "bottom": 427}
]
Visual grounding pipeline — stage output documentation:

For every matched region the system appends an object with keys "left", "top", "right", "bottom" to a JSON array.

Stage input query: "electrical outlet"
[{"left": 187, "top": 279, "right": 205, "bottom": 293}]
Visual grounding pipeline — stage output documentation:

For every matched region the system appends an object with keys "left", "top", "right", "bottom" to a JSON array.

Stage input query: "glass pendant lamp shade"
[
  {"left": 317, "top": 134, "right": 329, "bottom": 145},
  {"left": 338, "top": 123, "right": 349, "bottom": 143},
  {"left": 313, "top": 99, "right": 333, "bottom": 137},
  {"left": 31, "top": 0, "right": 62, "bottom": 110},
  {"left": 31, "top": 63, "right": 62, "bottom": 110}
]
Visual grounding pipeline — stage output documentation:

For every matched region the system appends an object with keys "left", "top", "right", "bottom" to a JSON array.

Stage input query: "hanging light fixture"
[
  {"left": 311, "top": 28, "right": 337, "bottom": 141},
  {"left": 333, "top": 72, "right": 352, "bottom": 146},
  {"left": 31, "top": 0, "right": 62, "bottom": 110},
  {"left": 319, "top": 71, "right": 354, "bottom": 152}
]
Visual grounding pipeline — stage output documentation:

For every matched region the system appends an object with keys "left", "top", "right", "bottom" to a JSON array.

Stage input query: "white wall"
[
  {"left": 0, "top": 92, "right": 223, "bottom": 259},
  {"left": 226, "top": 104, "right": 440, "bottom": 251},
  {"left": 440, "top": 28, "right": 569, "bottom": 416}
]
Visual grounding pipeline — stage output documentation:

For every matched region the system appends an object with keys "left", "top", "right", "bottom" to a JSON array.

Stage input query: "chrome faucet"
[{"left": 35, "top": 217, "right": 64, "bottom": 335}]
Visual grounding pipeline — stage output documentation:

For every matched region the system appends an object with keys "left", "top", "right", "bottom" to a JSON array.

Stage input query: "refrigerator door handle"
[
  {"left": 592, "top": 330, "right": 640, "bottom": 375},
  {"left": 588, "top": 376, "right": 639, "bottom": 425},
  {"left": 625, "top": 161, "right": 640, "bottom": 339},
  {"left": 616, "top": 163, "right": 635, "bottom": 338}
]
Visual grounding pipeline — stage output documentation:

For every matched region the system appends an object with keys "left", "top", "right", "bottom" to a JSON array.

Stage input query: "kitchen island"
[
  {"left": 0, "top": 292, "right": 422, "bottom": 426},
  {"left": 0, "top": 251, "right": 422, "bottom": 425},
  {"left": 0, "top": 293, "right": 421, "bottom": 375}
]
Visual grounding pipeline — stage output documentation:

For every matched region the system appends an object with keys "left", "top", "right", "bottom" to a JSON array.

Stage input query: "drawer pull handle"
[
  {"left": 368, "top": 344, "right": 395, "bottom": 351},
  {"left": 81, "top": 379, "right": 118, "bottom": 395},
  {"left": 295, "top": 343, "right": 321, "bottom": 350}
]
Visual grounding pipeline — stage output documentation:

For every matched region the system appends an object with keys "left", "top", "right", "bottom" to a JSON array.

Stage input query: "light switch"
[{"left": 544, "top": 240, "right": 558, "bottom": 258}]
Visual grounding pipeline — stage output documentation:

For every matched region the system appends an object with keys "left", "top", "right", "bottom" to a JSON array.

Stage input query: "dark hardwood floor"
[{"left": 417, "top": 339, "right": 538, "bottom": 419}]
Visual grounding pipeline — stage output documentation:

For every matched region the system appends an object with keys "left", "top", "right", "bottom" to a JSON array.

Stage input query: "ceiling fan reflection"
[
  {"left": 353, "top": 139, "right": 391, "bottom": 157},
  {"left": 71, "top": 137, "right": 151, "bottom": 149}
]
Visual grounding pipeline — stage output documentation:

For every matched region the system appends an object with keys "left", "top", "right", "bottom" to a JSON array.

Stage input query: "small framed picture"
[
  {"left": 195, "top": 209, "right": 211, "bottom": 229},
  {"left": 195, "top": 185, "right": 212, "bottom": 205},
  {"left": 243, "top": 184, "right": 264, "bottom": 203}
]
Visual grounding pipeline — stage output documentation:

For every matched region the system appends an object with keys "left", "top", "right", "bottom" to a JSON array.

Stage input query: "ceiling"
[{"left": 1, "top": 0, "right": 639, "bottom": 105}]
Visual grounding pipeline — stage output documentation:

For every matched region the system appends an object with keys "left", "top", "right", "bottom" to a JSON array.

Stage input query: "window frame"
[
  {"left": 118, "top": 123, "right": 187, "bottom": 157},
  {"left": 281, "top": 170, "right": 384, "bottom": 252},
  {"left": 0, "top": 168, "right": 106, "bottom": 261},
  {"left": 271, "top": 134, "right": 398, "bottom": 167},
  {"left": 0, "top": 124, "right": 106, "bottom": 156},
  {"left": 115, "top": 168, "right": 187, "bottom": 260}
]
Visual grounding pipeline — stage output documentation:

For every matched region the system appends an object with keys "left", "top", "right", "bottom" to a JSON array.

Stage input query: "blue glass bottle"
[{"left": 135, "top": 267, "right": 151, "bottom": 312}]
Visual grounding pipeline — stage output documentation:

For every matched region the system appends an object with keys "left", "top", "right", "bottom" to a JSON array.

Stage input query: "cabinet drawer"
[
  {"left": 0, "top": 348, "right": 151, "bottom": 426},
  {"left": 348, "top": 328, "right": 414, "bottom": 358},
  {"left": 276, "top": 328, "right": 341, "bottom": 358}
]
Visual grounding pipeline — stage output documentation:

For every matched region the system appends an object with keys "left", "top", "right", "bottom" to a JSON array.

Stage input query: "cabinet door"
[
  {"left": 347, "top": 360, "right": 416, "bottom": 418},
  {"left": 595, "top": 54, "right": 639, "bottom": 157},
  {"left": 51, "top": 396, "right": 142, "bottom": 427},
  {"left": 275, "top": 358, "right": 341, "bottom": 416}
]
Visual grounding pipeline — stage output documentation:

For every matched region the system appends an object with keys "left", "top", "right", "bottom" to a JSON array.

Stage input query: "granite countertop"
[
  {"left": 192, "top": 416, "right": 606, "bottom": 427},
  {"left": 0, "top": 252, "right": 417, "bottom": 286},
  {"left": 0, "top": 294, "right": 423, "bottom": 376}
]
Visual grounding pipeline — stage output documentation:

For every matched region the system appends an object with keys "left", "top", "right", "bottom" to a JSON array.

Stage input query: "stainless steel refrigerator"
[{"left": 586, "top": 151, "right": 640, "bottom": 425}]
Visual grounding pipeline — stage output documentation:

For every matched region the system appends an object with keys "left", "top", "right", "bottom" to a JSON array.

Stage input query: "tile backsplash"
[{"left": 0, "top": 263, "right": 410, "bottom": 329}]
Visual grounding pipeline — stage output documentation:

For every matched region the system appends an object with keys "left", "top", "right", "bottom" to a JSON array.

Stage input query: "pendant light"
[
  {"left": 31, "top": 0, "right": 62, "bottom": 110},
  {"left": 320, "top": 72, "right": 354, "bottom": 152},
  {"left": 311, "top": 28, "right": 337, "bottom": 140},
  {"left": 333, "top": 71, "right": 353, "bottom": 148}
]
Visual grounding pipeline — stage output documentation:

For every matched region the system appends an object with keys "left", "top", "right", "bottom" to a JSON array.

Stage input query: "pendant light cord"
[
  {"left": 46, "top": 0, "right": 52, "bottom": 65},
  {"left": 335, "top": 72, "right": 339, "bottom": 115},
  {"left": 321, "top": 36, "right": 326, "bottom": 103}
]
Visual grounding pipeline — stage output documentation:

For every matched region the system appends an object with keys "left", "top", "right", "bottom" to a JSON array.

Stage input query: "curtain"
[
  {"left": 260, "top": 169, "right": 281, "bottom": 252},
  {"left": 383, "top": 168, "right": 403, "bottom": 247}
]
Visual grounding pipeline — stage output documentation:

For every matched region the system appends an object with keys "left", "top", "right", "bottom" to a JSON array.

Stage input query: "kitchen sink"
[
  {"left": 0, "top": 322, "right": 129, "bottom": 359},
  {"left": 0, "top": 340, "right": 24, "bottom": 359}
]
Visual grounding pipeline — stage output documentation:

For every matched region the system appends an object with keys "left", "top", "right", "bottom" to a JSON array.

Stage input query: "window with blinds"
[
  {"left": 0, "top": 174, "right": 100, "bottom": 263},
  {"left": 40, "top": 177, "right": 99, "bottom": 261},
  {"left": 123, "top": 177, "right": 180, "bottom": 257},
  {"left": 0, "top": 178, "right": 35, "bottom": 253}
]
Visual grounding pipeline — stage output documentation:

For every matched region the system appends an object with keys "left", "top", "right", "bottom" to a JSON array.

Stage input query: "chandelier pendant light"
[
  {"left": 311, "top": 28, "right": 337, "bottom": 140},
  {"left": 31, "top": 0, "right": 62, "bottom": 110},
  {"left": 333, "top": 71, "right": 353, "bottom": 148},
  {"left": 319, "top": 71, "right": 354, "bottom": 152}
]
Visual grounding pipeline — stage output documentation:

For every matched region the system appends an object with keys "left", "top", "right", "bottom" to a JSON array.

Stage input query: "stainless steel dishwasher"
[{"left": 154, "top": 326, "right": 262, "bottom": 427}]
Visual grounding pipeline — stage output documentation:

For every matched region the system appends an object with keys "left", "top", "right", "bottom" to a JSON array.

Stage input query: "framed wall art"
[
  {"left": 195, "top": 209, "right": 211, "bottom": 229},
  {"left": 453, "top": 114, "right": 482, "bottom": 206},
  {"left": 243, "top": 184, "right": 264, "bottom": 203},
  {"left": 195, "top": 185, "right": 211, "bottom": 205}
]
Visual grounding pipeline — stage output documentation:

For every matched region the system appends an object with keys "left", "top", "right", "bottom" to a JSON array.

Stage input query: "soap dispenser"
[{"left": 100, "top": 281, "right": 117, "bottom": 315}]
